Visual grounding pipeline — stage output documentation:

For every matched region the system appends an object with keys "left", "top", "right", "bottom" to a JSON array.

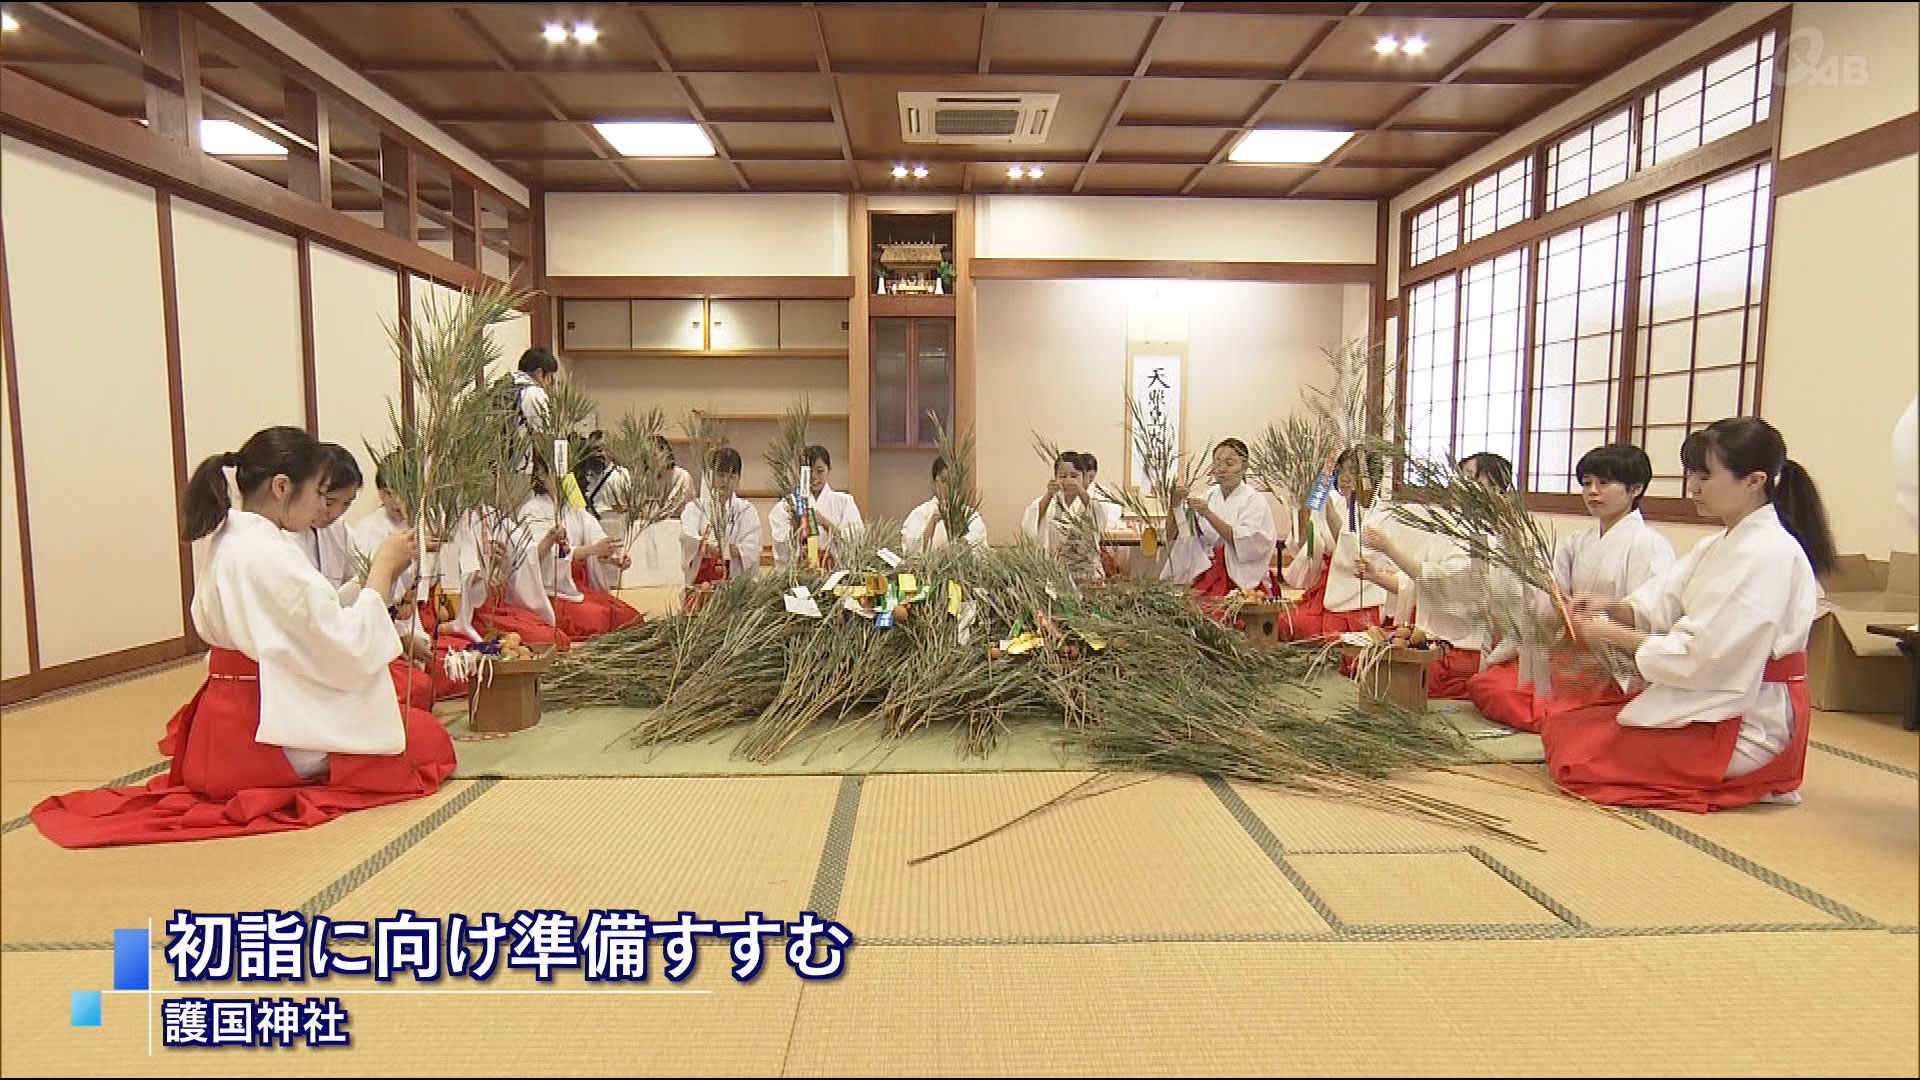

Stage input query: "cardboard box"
[{"left": 1809, "top": 552, "right": 1918, "bottom": 714}]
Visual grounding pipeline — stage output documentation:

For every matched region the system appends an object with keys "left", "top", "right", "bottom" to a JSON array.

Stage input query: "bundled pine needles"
[
  {"left": 547, "top": 539, "right": 1534, "bottom": 846},
  {"left": 928, "top": 415, "right": 982, "bottom": 547}
]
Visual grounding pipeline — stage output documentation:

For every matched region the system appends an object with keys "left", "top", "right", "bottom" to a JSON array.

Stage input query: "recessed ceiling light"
[
  {"left": 1, "top": 12, "right": 19, "bottom": 32},
  {"left": 1374, "top": 34, "right": 1399, "bottom": 55},
  {"left": 198, "top": 119, "right": 286, "bottom": 156},
  {"left": 572, "top": 23, "right": 599, "bottom": 45},
  {"left": 1027, "top": 166, "right": 1044, "bottom": 179},
  {"left": 1228, "top": 128, "right": 1354, "bottom": 164},
  {"left": 1007, "top": 165, "right": 1025, "bottom": 179},
  {"left": 542, "top": 22, "right": 568, "bottom": 44},
  {"left": 1401, "top": 35, "right": 1428, "bottom": 55},
  {"left": 893, "top": 164, "right": 909, "bottom": 178},
  {"left": 912, "top": 165, "right": 928, "bottom": 179},
  {"left": 593, "top": 121, "right": 715, "bottom": 157}
]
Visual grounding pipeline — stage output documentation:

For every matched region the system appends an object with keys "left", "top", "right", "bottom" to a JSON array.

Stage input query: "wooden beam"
[
  {"left": 971, "top": 259, "right": 1374, "bottom": 283},
  {"left": 380, "top": 134, "right": 416, "bottom": 239},
  {"left": 1178, "top": 4, "right": 1359, "bottom": 196},
  {"left": 298, "top": 237, "right": 319, "bottom": 435},
  {"left": 617, "top": 6, "right": 752, "bottom": 191},
  {"left": 452, "top": 180, "right": 482, "bottom": 269},
  {"left": 138, "top": 5, "right": 202, "bottom": 146},
  {"left": 1775, "top": 111, "right": 1920, "bottom": 197},
  {"left": 0, "top": 210, "right": 40, "bottom": 681},
  {"left": 284, "top": 80, "right": 331, "bottom": 205},
  {"left": 1075, "top": 2, "right": 1183, "bottom": 193},
  {"left": 846, "top": 194, "right": 871, "bottom": 509},
  {"left": 154, "top": 192, "right": 200, "bottom": 651},
  {"left": 804, "top": 2, "right": 860, "bottom": 191},
  {"left": 0, "top": 70, "right": 493, "bottom": 290},
  {"left": 445, "top": 7, "right": 643, "bottom": 191},
  {"left": 543, "top": 275, "right": 856, "bottom": 300},
  {"left": 978, "top": 2, "right": 997, "bottom": 73},
  {"left": 1283, "top": 3, "right": 1556, "bottom": 197}
]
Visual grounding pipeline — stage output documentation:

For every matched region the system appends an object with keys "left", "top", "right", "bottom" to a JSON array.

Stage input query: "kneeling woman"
[
  {"left": 31, "top": 427, "right": 455, "bottom": 848},
  {"left": 1543, "top": 418, "right": 1832, "bottom": 812},
  {"left": 1278, "top": 447, "right": 1391, "bottom": 639},
  {"left": 1163, "top": 438, "right": 1278, "bottom": 598}
]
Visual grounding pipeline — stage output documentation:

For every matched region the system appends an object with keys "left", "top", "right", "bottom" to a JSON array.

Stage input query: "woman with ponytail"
[
  {"left": 31, "top": 427, "right": 455, "bottom": 848},
  {"left": 1541, "top": 416, "right": 1834, "bottom": 811}
]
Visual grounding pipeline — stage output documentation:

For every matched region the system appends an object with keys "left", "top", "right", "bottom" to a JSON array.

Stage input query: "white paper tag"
[
  {"left": 553, "top": 438, "right": 569, "bottom": 479},
  {"left": 790, "top": 584, "right": 813, "bottom": 600},
  {"left": 876, "top": 548, "right": 903, "bottom": 568},
  {"left": 783, "top": 592, "right": 822, "bottom": 618},
  {"left": 957, "top": 599, "right": 979, "bottom": 633},
  {"left": 822, "top": 569, "right": 849, "bottom": 590}
]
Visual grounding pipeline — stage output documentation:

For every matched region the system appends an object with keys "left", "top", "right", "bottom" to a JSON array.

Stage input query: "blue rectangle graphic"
[
  {"left": 113, "top": 928, "right": 149, "bottom": 991},
  {"left": 70, "top": 990, "right": 101, "bottom": 1027}
]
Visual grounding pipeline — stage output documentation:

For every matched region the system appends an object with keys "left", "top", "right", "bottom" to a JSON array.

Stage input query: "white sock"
[{"left": 1759, "top": 790, "right": 1803, "bottom": 806}]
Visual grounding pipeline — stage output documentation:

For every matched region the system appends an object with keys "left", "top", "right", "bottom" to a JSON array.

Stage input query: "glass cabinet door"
[
  {"left": 873, "top": 318, "right": 910, "bottom": 446},
  {"left": 914, "top": 319, "right": 952, "bottom": 443}
]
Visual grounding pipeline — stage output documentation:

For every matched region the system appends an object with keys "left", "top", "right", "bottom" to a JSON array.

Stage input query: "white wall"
[
  {"left": 1, "top": 137, "right": 184, "bottom": 666},
  {"left": 975, "top": 279, "right": 1346, "bottom": 545},
  {"left": 977, "top": 196, "right": 1377, "bottom": 264},
  {"left": 1777, "top": 2, "right": 1919, "bottom": 156},
  {"left": 544, "top": 194, "right": 851, "bottom": 277},
  {"left": 1762, "top": 156, "right": 1918, "bottom": 558},
  {"left": 309, "top": 245, "right": 399, "bottom": 521}
]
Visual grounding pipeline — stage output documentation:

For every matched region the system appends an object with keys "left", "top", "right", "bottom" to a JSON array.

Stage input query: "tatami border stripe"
[
  {"left": 2, "top": 761, "right": 171, "bottom": 835},
  {"left": 806, "top": 774, "right": 863, "bottom": 921},
  {"left": 1810, "top": 740, "right": 1920, "bottom": 781},
  {"left": 297, "top": 777, "right": 502, "bottom": 918},
  {"left": 1205, "top": 777, "right": 1345, "bottom": 932},
  {"left": 1465, "top": 845, "right": 1591, "bottom": 929},
  {"left": 1622, "top": 807, "right": 1879, "bottom": 927}
]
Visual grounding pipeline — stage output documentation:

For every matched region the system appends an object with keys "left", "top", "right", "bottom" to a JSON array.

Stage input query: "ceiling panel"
[
  {"left": 1122, "top": 78, "right": 1275, "bottom": 125},
  {"left": 1147, "top": 13, "right": 1335, "bottom": 73},
  {"left": 986, "top": 10, "right": 1159, "bottom": 72},
  {"left": 820, "top": 8, "right": 985, "bottom": 69}
]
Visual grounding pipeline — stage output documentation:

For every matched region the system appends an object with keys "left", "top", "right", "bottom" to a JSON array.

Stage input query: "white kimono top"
[
  {"left": 1282, "top": 489, "right": 1394, "bottom": 613},
  {"left": 1621, "top": 503, "right": 1819, "bottom": 777},
  {"left": 1488, "top": 509, "right": 1678, "bottom": 674},
  {"left": 518, "top": 493, "right": 620, "bottom": 600},
  {"left": 192, "top": 509, "right": 403, "bottom": 771},
  {"left": 681, "top": 493, "right": 764, "bottom": 582},
  {"left": 294, "top": 519, "right": 357, "bottom": 591},
  {"left": 440, "top": 508, "right": 557, "bottom": 641},
  {"left": 348, "top": 507, "right": 433, "bottom": 654},
  {"left": 768, "top": 484, "right": 864, "bottom": 569},
  {"left": 902, "top": 498, "right": 988, "bottom": 554},
  {"left": 1163, "top": 481, "right": 1278, "bottom": 591}
]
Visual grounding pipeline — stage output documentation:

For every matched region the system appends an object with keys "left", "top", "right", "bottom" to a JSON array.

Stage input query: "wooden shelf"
[
  {"left": 693, "top": 411, "right": 850, "bottom": 423},
  {"left": 566, "top": 349, "right": 847, "bottom": 360},
  {"left": 871, "top": 444, "right": 939, "bottom": 453},
  {"left": 870, "top": 294, "right": 956, "bottom": 317}
]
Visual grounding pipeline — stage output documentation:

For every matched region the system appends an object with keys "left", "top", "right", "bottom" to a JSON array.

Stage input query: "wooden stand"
[
  {"left": 1234, "top": 602, "right": 1288, "bottom": 650},
  {"left": 467, "top": 645, "right": 558, "bottom": 734},
  {"left": 1342, "top": 643, "right": 1435, "bottom": 713}
]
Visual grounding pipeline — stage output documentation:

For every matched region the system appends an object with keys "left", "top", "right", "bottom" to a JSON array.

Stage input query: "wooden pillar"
[
  {"left": 380, "top": 135, "right": 416, "bottom": 240},
  {"left": 847, "top": 194, "right": 871, "bottom": 509},
  {"left": 139, "top": 5, "right": 202, "bottom": 146},
  {"left": 284, "top": 80, "right": 331, "bottom": 205},
  {"left": 955, "top": 195, "right": 978, "bottom": 443},
  {"left": 452, "top": 180, "right": 482, "bottom": 269}
]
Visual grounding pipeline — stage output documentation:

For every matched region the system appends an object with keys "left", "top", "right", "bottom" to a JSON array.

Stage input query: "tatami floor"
[{"left": 2, "top": 657, "right": 1916, "bottom": 1076}]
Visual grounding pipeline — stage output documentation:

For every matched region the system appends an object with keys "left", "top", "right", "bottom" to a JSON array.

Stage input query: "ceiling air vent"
[{"left": 898, "top": 92, "right": 1058, "bottom": 146}]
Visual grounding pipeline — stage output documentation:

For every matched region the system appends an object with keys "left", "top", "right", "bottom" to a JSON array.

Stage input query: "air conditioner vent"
[{"left": 899, "top": 91, "right": 1058, "bottom": 145}]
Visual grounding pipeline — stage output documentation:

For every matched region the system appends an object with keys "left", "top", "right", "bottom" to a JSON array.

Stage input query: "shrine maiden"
[
  {"left": 769, "top": 445, "right": 864, "bottom": 570},
  {"left": 1467, "top": 444, "right": 1675, "bottom": 731},
  {"left": 31, "top": 427, "right": 454, "bottom": 848},
  {"left": 1541, "top": 418, "right": 1835, "bottom": 811},
  {"left": 903, "top": 456, "right": 988, "bottom": 554},
  {"left": 682, "top": 447, "right": 764, "bottom": 583},
  {"left": 1278, "top": 447, "right": 1391, "bottom": 639},
  {"left": 1163, "top": 438, "right": 1277, "bottom": 597}
]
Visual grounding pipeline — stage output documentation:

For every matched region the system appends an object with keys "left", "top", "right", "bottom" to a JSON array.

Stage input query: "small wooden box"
[
  {"left": 1342, "top": 643, "right": 1436, "bottom": 714},
  {"left": 467, "top": 644, "right": 559, "bottom": 734},
  {"left": 1234, "top": 602, "right": 1288, "bottom": 650}
]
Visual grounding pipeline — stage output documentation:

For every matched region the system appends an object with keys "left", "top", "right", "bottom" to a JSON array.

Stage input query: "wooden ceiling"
[{"left": 5, "top": 2, "right": 1728, "bottom": 199}]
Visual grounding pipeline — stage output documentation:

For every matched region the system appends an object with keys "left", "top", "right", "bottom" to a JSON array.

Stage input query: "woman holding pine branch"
[
  {"left": 1539, "top": 418, "right": 1835, "bottom": 812},
  {"left": 31, "top": 428, "right": 456, "bottom": 849},
  {"left": 1164, "top": 438, "right": 1279, "bottom": 598},
  {"left": 520, "top": 456, "right": 636, "bottom": 639},
  {"left": 1465, "top": 444, "right": 1675, "bottom": 732},
  {"left": 1277, "top": 446, "right": 1393, "bottom": 639},
  {"left": 682, "top": 447, "right": 763, "bottom": 584},
  {"left": 1356, "top": 452, "right": 1514, "bottom": 699}
]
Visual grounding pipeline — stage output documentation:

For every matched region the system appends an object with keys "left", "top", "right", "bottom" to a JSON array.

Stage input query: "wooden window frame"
[
  {"left": 1394, "top": 11, "right": 1791, "bottom": 524},
  {"left": 870, "top": 316, "right": 955, "bottom": 450}
]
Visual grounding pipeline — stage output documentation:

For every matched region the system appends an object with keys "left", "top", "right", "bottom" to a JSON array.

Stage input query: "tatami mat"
[
  {"left": 782, "top": 933, "right": 1919, "bottom": 1076},
  {"left": 0, "top": 662, "right": 201, "bottom": 782},
  {"left": 0, "top": 781, "right": 481, "bottom": 943},
  {"left": 1288, "top": 851, "right": 1566, "bottom": 927},
  {"left": 1231, "top": 768, "right": 1846, "bottom": 929},
  {"left": 320, "top": 777, "right": 841, "bottom": 927},
  {"left": 0, "top": 949, "right": 803, "bottom": 1078},
  {"left": 836, "top": 773, "right": 1331, "bottom": 939},
  {"left": 1648, "top": 752, "right": 1920, "bottom": 925},
  {"left": 1810, "top": 712, "right": 1919, "bottom": 772},
  {"left": 450, "top": 708, "right": 1093, "bottom": 778}
]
